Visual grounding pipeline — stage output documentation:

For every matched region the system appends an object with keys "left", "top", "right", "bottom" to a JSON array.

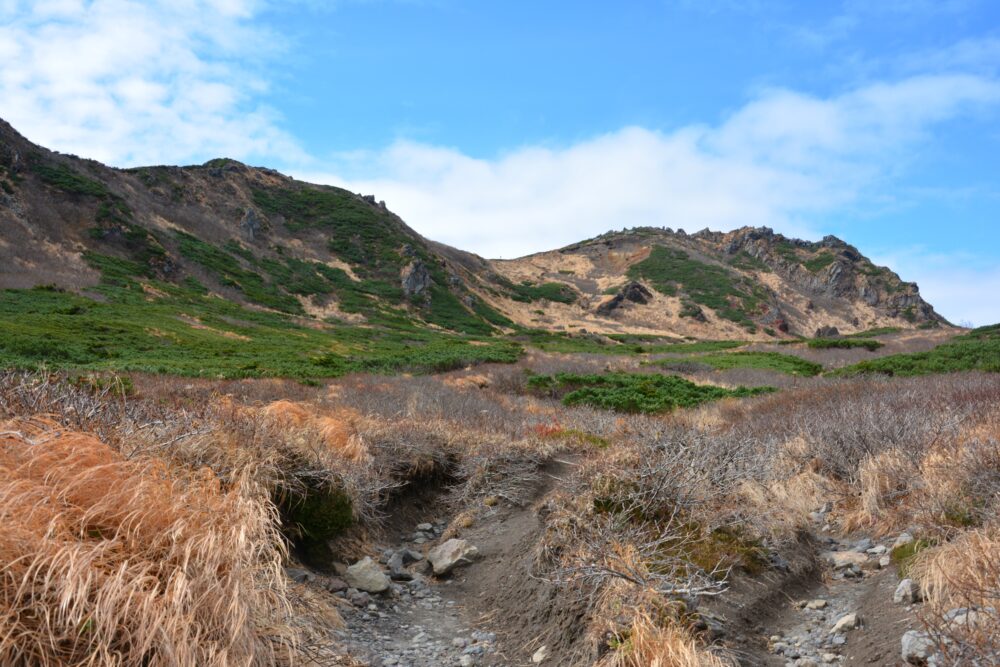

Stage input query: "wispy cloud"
[
  {"left": 0, "top": 0, "right": 303, "bottom": 166},
  {"left": 299, "top": 73, "right": 1000, "bottom": 262}
]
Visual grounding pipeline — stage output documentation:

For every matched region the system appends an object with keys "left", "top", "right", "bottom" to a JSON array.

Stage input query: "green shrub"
[
  {"left": 527, "top": 372, "right": 774, "bottom": 413},
  {"left": 837, "top": 324, "right": 1000, "bottom": 377},
  {"left": 807, "top": 338, "right": 883, "bottom": 351},
  {"left": 660, "top": 351, "right": 823, "bottom": 376}
]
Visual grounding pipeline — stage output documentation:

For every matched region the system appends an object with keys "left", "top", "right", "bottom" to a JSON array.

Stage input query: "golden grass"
[
  {"left": 599, "top": 610, "right": 731, "bottom": 667},
  {"left": 0, "top": 417, "right": 290, "bottom": 666},
  {"left": 262, "top": 400, "right": 368, "bottom": 462}
]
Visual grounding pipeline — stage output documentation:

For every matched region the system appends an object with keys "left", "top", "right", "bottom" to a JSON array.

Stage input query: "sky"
[{"left": 1, "top": 1, "right": 999, "bottom": 325}]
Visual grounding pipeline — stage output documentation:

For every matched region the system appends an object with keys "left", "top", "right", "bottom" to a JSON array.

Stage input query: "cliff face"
[{"left": 0, "top": 117, "right": 946, "bottom": 340}]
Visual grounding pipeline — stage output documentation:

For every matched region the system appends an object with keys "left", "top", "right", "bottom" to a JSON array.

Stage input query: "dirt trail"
[
  {"left": 751, "top": 514, "right": 920, "bottom": 667},
  {"left": 333, "top": 457, "right": 581, "bottom": 667}
]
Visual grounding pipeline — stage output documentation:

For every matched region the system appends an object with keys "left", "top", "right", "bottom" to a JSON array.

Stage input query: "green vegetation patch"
[
  {"left": 507, "top": 281, "right": 577, "bottom": 304},
  {"left": 657, "top": 351, "right": 823, "bottom": 376},
  {"left": 33, "top": 162, "right": 110, "bottom": 198},
  {"left": 807, "top": 338, "right": 883, "bottom": 351},
  {"left": 837, "top": 324, "right": 1000, "bottom": 377},
  {"left": 527, "top": 371, "right": 774, "bottom": 413},
  {"left": 803, "top": 252, "right": 837, "bottom": 273},
  {"left": 0, "top": 284, "right": 521, "bottom": 380},
  {"left": 627, "top": 246, "right": 766, "bottom": 330}
]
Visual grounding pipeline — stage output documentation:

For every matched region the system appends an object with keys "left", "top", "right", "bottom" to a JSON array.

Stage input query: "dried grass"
[
  {"left": 0, "top": 417, "right": 289, "bottom": 666},
  {"left": 599, "top": 609, "right": 732, "bottom": 667}
]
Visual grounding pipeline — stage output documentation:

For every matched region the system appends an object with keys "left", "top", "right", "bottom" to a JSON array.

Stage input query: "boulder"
[
  {"left": 901, "top": 630, "right": 936, "bottom": 665},
  {"left": 815, "top": 326, "right": 840, "bottom": 339},
  {"left": 344, "top": 556, "right": 390, "bottom": 593},
  {"left": 894, "top": 578, "right": 921, "bottom": 604},
  {"left": 830, "top": 613, "right": 860, "bottom": 634},
  {"left": 387, "top": 552, "right": 412, "bottom": 581},
  {"left": 428, "top": 538, "right": 479, "bottom": 576}
]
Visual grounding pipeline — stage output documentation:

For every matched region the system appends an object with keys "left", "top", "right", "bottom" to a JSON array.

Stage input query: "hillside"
[{"left": 0, "top": 118, "right": 949, "bottom": 378}]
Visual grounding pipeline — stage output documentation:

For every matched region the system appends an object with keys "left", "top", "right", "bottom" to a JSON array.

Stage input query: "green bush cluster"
[
  {"left": 527, "top": 371, "right": 774, "bottom": 413},
  {"left": 658, "top": 351, "right": 823, "bottom": 376},
  {"left": 837, "top": 324, "right": 1000, "bottom": 377},
  {"left": 807, "top": 338, "right": 883, "bottom": 351}
]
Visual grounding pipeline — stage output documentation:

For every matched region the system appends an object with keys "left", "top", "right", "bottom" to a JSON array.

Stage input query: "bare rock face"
[
  {"left": 596, "top": 281, "right": 652, "bottom": 316},
  {"left": 401, "top": 260, "right": 432, "bottom": 297},
  {"left": 240, "top": 208, "right": 262, "bottom": 242},
  {"left": 815, "top": 326, "right": 840, "bottom": 339},
  {"left": 428, "top": 539, "right": 479, "bottom": 576}
]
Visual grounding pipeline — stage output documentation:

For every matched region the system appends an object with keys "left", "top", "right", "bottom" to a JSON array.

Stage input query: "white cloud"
[
  {"left": 298, "top": 73, "right": 1000, "bottom": 262},
  {"left": 0, "top": 0, "right": 302, "bottom": 166}
]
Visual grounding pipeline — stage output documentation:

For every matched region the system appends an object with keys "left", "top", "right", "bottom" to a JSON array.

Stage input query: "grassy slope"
[{"left": 0, "top": 284, "right": 519, "bottom": 380}]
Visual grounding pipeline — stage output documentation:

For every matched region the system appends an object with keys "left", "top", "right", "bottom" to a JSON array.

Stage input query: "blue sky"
[{"left": 1, "top": 0, "right": 999, "bottom": 324}]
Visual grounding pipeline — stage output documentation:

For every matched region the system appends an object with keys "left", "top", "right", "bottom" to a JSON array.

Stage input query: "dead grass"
[
  {"left": 0, "top": 417, "right": 290, "bottom": 666},
  {"left": 599, "top": 608, "right": 732, "bottom": 667}
]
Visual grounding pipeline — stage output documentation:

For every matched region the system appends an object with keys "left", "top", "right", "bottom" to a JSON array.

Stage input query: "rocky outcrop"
[
  {"left": 596, "top": 281, "right": 652, "bottom": 316},
  {"left": 239, "top": 207, "right": 262, "bottom": 242},
  {"left": 401, "top": 260, "right": 432, "bottom": 297}
]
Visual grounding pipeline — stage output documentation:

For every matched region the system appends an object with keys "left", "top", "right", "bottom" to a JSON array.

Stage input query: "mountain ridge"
[{"left": 0, "top": 117, "right": 947, "bottom": 344}]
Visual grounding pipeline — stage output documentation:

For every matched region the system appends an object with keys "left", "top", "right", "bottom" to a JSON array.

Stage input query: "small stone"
[
  {"left": 412, "top": 631, "right": 430, "bottom": 643},
  {"left": 901, "top": 630, "right": 936, "bottom": 665},
  {"left": 894, "top": 579, "right": 922, "bottom": 604},
  {"left": 830, "top": 613, "right": 859, "bottom": 634},
  {"left": 459, "top": 656, "right": 476, "bottom": 667},
  {"left": 284, "top": 567, "right": 313, "bottom": 583},
  {"left": 806, "top": 599, "right": 828, "bottom": 610},
  {"left": 416, "top": 522, "right": 434, "bottom": 531},
  {"left": 879, "top": 555, "right": 891, "bottom": 569},
  {"left": 830, "top": 635, "right": 847, "bottom": 647},
  {"left": 532, "top": 645, "right": 549, "bottom": 663},
  {"left": 852, "top": 538, "right": 874, "bottom": 552},
  {"left": 770, "top": 635, "right": 783, "bottom": 643},
  {"left": 463, "top": 645, "right": 484, "bottom": 655},
  {"left": 349, "top": 590, "right": 370, "bottom": 607},
  {"left": 821, "top": 653, "right": 839, "bottom": 663},
  {"left": 867, "top": 545, "right": 888, "bottom": 556},
  {"left": 822, "top": 551, "right": 868, "bottom": 569},
  {"left": 893, "top": 533, "right": 915, "bottom": 550},
  {"left": 325, "top": 576, "right": 348, "bottom": 593},
  {"left": 452, "top": 637, "right": 469, "bottom": 648}
]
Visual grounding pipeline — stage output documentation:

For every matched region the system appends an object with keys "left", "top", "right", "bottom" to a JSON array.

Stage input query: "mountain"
[{"left": 0, "top": 117, "right": 946, "bottom": 351}]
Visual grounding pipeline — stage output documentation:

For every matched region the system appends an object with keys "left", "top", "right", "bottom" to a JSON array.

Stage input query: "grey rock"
[
  {"left": 325, "top": 576, "right": 348, "bottom": 592},
  {"left": 893, "top": 533, "right": 915, "bottom": 550},
  {"left": 830, "top": 613, "right": 859, "bottom": 634},
  {"left": 401, "top": 260, "right": 432, "bottom": 296},
  {"left": 428, "top": 539, "right": 479, "bottom": 575},
  {"left": 901, "top": 630, "right": 936, "bottom": 665},
  {"left": 345, "top": 556, "right": 391, "bottom": 593},
  {"left": 285, "top": 567, "right": 313, "bottom": 583},
  {"left": 416, "top": 522, "right": 433, "bottom": 531},
  {"left": 894, "top": 579, "right": 921, "bottom": 604},
  {"left": 852, "top": 538, "right": 874, "bottom": 552}
]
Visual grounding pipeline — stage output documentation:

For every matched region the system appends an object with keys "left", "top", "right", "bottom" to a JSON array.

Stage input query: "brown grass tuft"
[{"left": 0, "top": 417, "right": 290, "bottom": 666}]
